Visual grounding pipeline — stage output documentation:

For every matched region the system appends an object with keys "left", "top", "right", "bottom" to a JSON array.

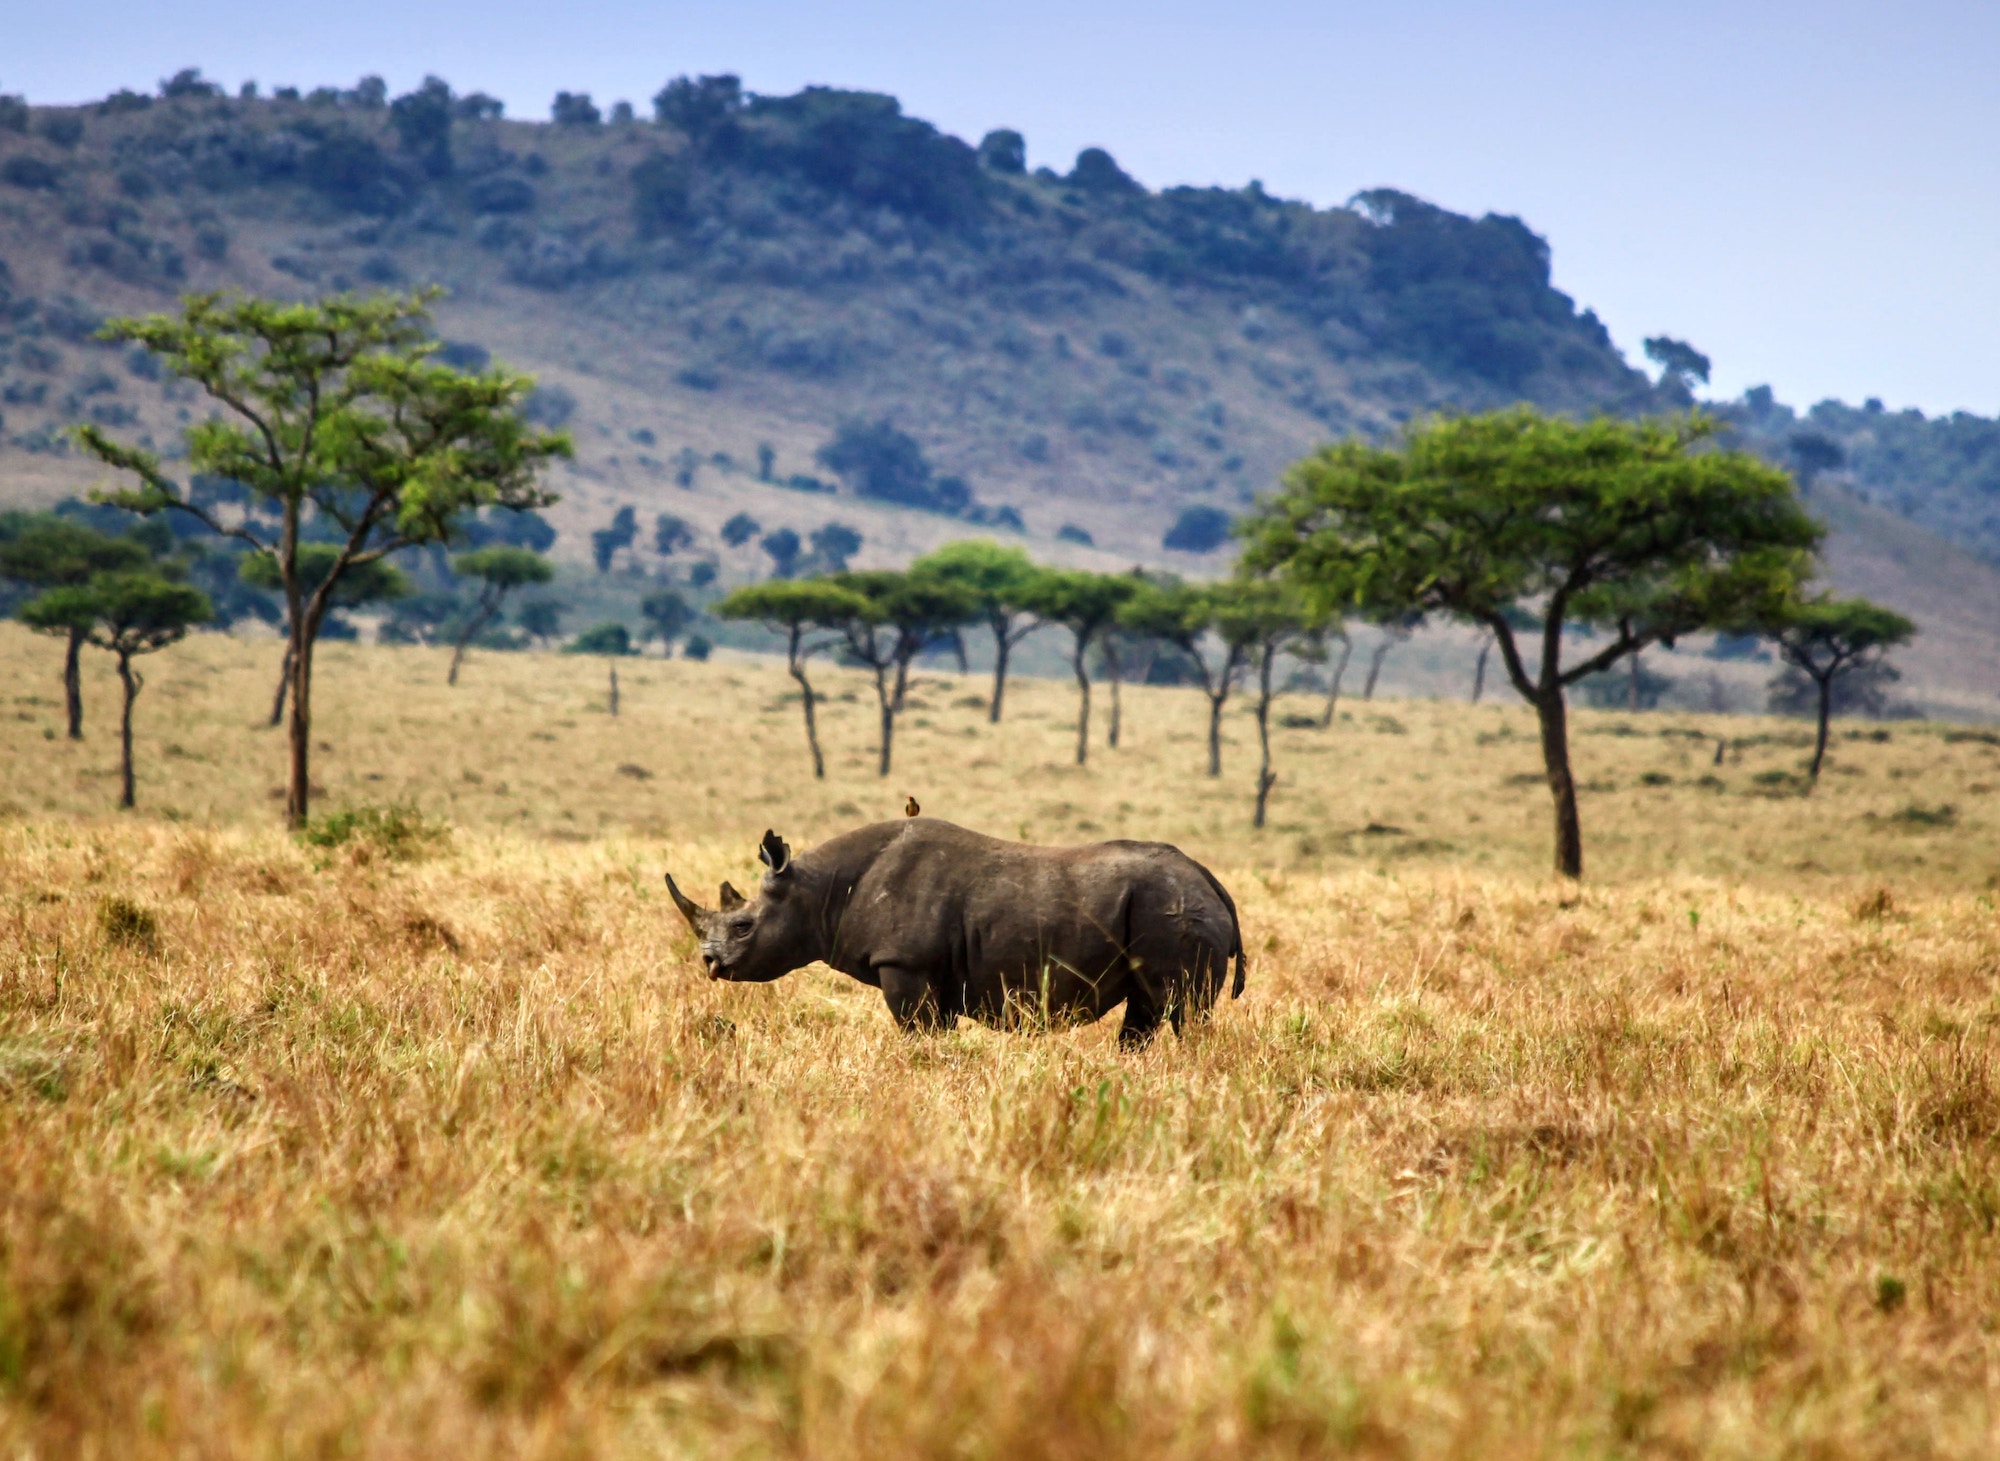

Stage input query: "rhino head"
[{"left": 666, "top": 829, "right": 815, "bottom": 982}]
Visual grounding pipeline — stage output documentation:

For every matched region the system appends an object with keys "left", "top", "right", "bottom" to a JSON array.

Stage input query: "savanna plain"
[{"left": 5, "top": 624, "right": 2000, "bottom": 1458}]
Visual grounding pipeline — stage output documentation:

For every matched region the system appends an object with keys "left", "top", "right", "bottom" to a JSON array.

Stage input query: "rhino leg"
[
  {"left": 881, "top": 965, "right": 954, "bottom": 1033},
  {"left": 1118, "top": 988, "right": 1163, "bottom": 1049}
]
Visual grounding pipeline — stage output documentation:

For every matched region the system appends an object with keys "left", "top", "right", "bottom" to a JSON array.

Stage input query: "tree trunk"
[
  {"left": 268, "top": 640, "right": 293, "bottom": 728},
  {"left": 448, "top": 594, "right": 499, "bottom": 687},
  {"left": 63, "top": 628, "right": 84, "bottom": 739},
  {"left": 1363, "top": 637, "right": 1392, "bottom": 699},
  {"left": 1319, "top": 639, "right": 1352, "bottom": 728},
  {"left": 1535, "top": 689, "right": 1583, "bottom": 878},
  {"left": 875, "top": 667, "right": 896, "bottom": 777},
  {"left": 1206, "top": 690, "right": 1226, "bottom": 777},
  {"left": 989, "top": 627, "right": 1010, "bottom": 723},
  {"left": 284, "top": 626, "right": 313, "bottom": 829},
  {"left": 116, "top": 653, "right": 139, "bottom": 810},
  {"left": 788, "top": 632, "right": 825, "bottom": 780},
  {"left": 1104, "top": 642, "right": 1123, "bottom": 749},
  {"left": 1253, "top": 645, "right": 1277, "bottom": 829},
  {"left": 1809, "top": 673, "right": 1832, "bottom": 785},
  {"left": 1072, "top": 648, "right": 1091, "bottom": 766},
  {"left": 1472, "top": 640, "right": 1490, "bottom": 704},
  {"left": 1628, "top": 652, "right": 1642, "bottom": 711},
  {"left": 608, "top": 663, "right": 620, "bottom": 717}
]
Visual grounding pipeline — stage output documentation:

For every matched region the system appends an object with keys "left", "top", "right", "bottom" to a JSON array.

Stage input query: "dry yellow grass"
[{"left": 4, "top": 626, "right": 2000, "bottom": 1457}]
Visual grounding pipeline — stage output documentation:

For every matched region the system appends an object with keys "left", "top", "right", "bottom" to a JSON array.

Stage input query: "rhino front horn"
[{"left": 664, "top": 873, "right": 707, "bottom": 931}]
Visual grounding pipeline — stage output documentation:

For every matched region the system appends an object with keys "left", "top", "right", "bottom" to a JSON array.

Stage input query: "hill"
[
  {"left": 0, "top": 70, "right": 1654, "bottom": 554},
  {"left": 0, "top": 70, "right": 1994, "bottom": 717}
]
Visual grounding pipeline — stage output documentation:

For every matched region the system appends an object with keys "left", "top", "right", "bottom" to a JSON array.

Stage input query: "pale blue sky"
[{"left": 9, "top": 0, "right": 1997, "bottom": 415}]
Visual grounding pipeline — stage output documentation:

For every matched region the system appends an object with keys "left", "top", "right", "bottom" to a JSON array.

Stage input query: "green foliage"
[
  {"left": 1243, "top": 407, "right": 1821, "bottom": 874},
  {"left": 1017, "top": 568, "right": 1138, "bottom": 647},
  {"left": 81, "top": 291, "right": 569, "bottom": 558},
  {"left": 240, "top": 543, "right": 412, "bottom": 606},
  {"left": 22, "top": 572, "right": 211, "bottom": 655},
  {"left": 298, "top": 802, "right": 449, "bottom": 860},
  {"left": 714, "top": 578, "right": 874, "bottom": 633},
  {"left": 451, "top": 546, "right": 553, "bottom": 591},
  {"left": 911, "top": 540, "right": 1040, "bottom": 611},
  {"left": 1242, "top": 410, "right": 1819, "bottom": 655},
  {"left": 566, "top": 622, "right": 634, "bottom": 656},
  {"left": 0, "top": 517, "right": 151, "bottom": 593}
]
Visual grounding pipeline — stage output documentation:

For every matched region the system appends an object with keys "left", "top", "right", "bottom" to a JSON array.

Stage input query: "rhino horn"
[
  {"left": 664, "top": 872, "right": 708, "bottom": 930},
  {"left": 758, "top": 829, "right": 791, "bottom": 875},
  {"left": 719, "top": 880, "right": 746, "bottom": 911}
]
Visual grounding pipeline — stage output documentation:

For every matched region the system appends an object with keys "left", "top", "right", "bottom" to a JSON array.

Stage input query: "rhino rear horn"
[
  {"left": 664, "top": 873, "right": 708, "bottom": 931},
  {"left": 758, "top": 829, "right": 791, "bottom": 875},
  {"left": 719, "top": 881, "right": 746, "bottom": 911}
]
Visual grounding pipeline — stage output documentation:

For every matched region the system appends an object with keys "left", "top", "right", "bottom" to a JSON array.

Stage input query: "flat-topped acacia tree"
[
  {"left": 22, "top": 571, "right": 211, "bottom": 809},
  {"left": 1018, "top": 568, "right": 1138, "bottom": 766},
  {"left": 828, "top": 569, "right": 977, "bottom": 777},
  {"left": 909, "top": 540, "right": 1044, "bottom": 722},
  {"left": 1242, "top": 408, "right": 1821, "bottom": 877},
  {"left": 1744, "top": 593, "right": 1914, "bottom": 784},
  {"left": 0, "top": 517, "right": 149, "bottom": 738},
  {"left": 715, "top": 578, "right": 874, "bottom": 778},
  {"left": 447, "top": 546, "right": 553, "bottom": 685},
  {"left": 78, "top": 290, "right": 570, "bottom": 827}
]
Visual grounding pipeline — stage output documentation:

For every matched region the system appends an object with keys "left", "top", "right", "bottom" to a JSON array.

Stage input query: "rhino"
[{"left": 665, "top": 818, "right": 1244, "bottom": 1047}]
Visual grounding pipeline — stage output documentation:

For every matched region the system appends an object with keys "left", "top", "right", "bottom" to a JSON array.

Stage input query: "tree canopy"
[
  {"left": 1242, "top": 407, "right": 1822, "bottom": 875},
  {"left": 79, "top": 288, "right": 570, "bottom": 825}
]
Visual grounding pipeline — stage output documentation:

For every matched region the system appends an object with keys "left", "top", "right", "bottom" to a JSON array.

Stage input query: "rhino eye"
[{"left": 728, "top": 920, "right": 752, "bottom": 940}]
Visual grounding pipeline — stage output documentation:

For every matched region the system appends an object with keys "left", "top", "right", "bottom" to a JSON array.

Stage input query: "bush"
[
  {"left": 299, "top": 802, "right": 449, "bottom": 861},
  {"left": 36, "top": 114, "right": 84, "bottom": 148},
  {"left": 1057, "top": 524, "right": 1094, "bottom": 546},
  {"left": 682, "top": 633, "right": 713, "bottom": 661},
  {"left": 1162, "top": 505, "right": 1232, "bottom": 553},
  {"left": 98, "top": 897, "right": 159, "bottom": 952},
  {"left": 468, "top": 175, "right": 535, "bottom": 214},
  {"left": 2, "top": 156, "right": 61, "bottom": 191}
]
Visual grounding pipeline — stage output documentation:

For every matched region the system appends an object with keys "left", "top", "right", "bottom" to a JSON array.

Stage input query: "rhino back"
[{"left": 820, "top": 821, "right": 1231, "bottom": 1011}]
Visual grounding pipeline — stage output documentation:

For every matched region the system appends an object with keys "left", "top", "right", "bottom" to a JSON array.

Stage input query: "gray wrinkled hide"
[{"left": 669, "top": 818, "right": 1244, "bottom": 1048}]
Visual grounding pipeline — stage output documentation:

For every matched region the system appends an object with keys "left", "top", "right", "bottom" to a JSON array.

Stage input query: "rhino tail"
[{"left": 1183, "top": 854, "right": 1246, "bottom": 1000}]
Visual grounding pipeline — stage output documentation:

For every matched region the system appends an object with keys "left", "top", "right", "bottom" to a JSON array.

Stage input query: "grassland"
[{"left": 5, "top": 625, "right": 2000, "bottom": 1457}]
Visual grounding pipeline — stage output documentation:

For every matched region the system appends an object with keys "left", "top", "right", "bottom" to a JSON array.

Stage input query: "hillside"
[
  {"left": 0, "top": 70, "right": 1995, "bottom": 716},
  {"left": 0, "top": 71, "right": 1654, "bottom": 554}
]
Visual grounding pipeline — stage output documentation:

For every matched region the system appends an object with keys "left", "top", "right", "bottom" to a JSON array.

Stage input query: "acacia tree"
[
  {"left": 22, "top": 572, "right": 211, "bottom": 808},
  {"left": 448, "top": 546, "right": 552, "bottom": 684},
  {"left": 1745, "top": 594, "right": 1913, "bottom": 783},
  {"left": 1242, "top": 408, "right": 1820, "bottom": 877},
  {"left": 1219, "top": 580, "right": 1316, "bottom": 828},
  {"left": 910, "top": 540, "right": 1043, "bottom": 722},
  {"left": 1119, "top": 580, "right": 1261, "bottom": 777},
  {"left": 830, "top": 569, "right": 976, "bottom": 776},
  {"left": 0, "top": 518, "right": 148, "bottom": 737},
  {"left": 240, "top": 544, "right": 411, "bottom": 721},
  {"left": 79, "top": 291, "right": 570, "bottom": 827},
  {"left": 715, "top": 579, "right": 873, "bottom": 778},
  {"left": 1019, "top": 569, "right": 1138, "bottom": 766}
]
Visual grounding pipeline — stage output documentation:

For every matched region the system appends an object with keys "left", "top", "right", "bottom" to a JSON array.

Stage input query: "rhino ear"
[
  {"left": 719, "top": 881, "right": 746, "bottom": 911},
  {"left": 664, "top": 873, "right": 708, "bottom": 932},
  {"left": 758, "top": 829, "right": 791, "bottom": 876}
]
